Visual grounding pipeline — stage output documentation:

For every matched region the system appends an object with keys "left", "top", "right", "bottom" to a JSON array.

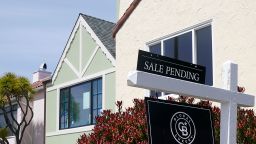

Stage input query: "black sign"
[
  {"left": 137, "top": 50, "right": 206, "bottom": 84},
  {"left": 145, "top": 98, "right": 215, "bottom": 144}
]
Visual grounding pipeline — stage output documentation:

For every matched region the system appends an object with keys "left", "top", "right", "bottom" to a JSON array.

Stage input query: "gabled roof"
[
  {"left": 112, "top": 0, "right": 142, "bottom": 38},
  {"left": 81, "top": 14, "right": 116, "bottom": 57},
  {"left": 51, "top": 14, "right": 116, "bottom": 84}
]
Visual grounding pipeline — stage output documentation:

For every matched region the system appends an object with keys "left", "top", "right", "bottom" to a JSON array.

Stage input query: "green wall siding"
[
  {"left": 54, "top": 62, "right": 78, "bottom": 85},
  {"left": 47, "top": 20, "right": 115, "bottom": 144},
  {"left": 46, "top": 90, "right": 57, "bottom": 132},
  {"left": 66, "top": 28, "right": 80, "bottom": 71},
  {"left": 83, "top": 48, "right": 113, "bottom": 77},
  {"left": 81, "top": 26, "right": 97, "bottom": 70},
  {"left": 105, "top": 72, "right": 116, "bottom": 110},
  {"left": 46, "top": 131, "right": 90, "bottom": 144}
]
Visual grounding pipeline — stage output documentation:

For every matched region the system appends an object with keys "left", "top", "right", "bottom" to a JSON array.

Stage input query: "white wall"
[
  {"left": 116, "top": 0, "right": 256, "bottom": 107},
  {"left": 12, "top": 88, "right": 45, "bottom": 144},
  {"left": 118, "top": 0, "right": 134, "bottom": 18},
  {"left": 7, "top": 136, "right": 16, "bottom": 144},
  {"left": 31, "top": 90, "right": 45, "bottom": 144}
]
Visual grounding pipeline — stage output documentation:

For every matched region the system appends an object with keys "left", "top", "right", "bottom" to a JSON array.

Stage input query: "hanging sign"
[
  {"left": 137, "top": 50, "right": 206, "bottom": 84},
  {"left": 145, "top": 98, "right": 215, "bottom": 144}
]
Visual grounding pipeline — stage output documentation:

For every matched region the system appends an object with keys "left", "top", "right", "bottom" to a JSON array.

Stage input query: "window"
[
  {"left": 59, "top": 78, "right": 102, "bottom": 129},
  {"left": 0, "top": 105, "right": 18, "bottom": 136},
  {"left": 149, "top": 25, "right": 213, "bottom": 96}
]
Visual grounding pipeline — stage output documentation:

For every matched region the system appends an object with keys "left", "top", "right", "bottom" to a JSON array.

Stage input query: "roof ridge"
[{"left": 80, "top": 13, "right": 115, "bottom": 24}]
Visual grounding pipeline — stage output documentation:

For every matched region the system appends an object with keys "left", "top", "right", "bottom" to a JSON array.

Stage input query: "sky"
[{"left": 0, "top": 0, "right": 117, "bottom": 81}]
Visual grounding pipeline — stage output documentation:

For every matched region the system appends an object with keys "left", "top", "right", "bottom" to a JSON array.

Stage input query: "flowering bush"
[{"left": 77, "top": 96, "right": 256, "bottom": 144}]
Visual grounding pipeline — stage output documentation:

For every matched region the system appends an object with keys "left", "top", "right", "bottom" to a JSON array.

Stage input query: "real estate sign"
[
  {"left": 145, "top": 98, "right": 215, "bottom": 144},
  {"left": 137, "top": 50, "right": 206, "bottom": 84}
]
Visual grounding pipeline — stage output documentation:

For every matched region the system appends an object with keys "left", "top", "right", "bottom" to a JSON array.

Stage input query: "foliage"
[
  {"left": 77, "top": 99, "right": 147, "bottom": 144},
  {"left": 77, "top": 96, "right": 256, "bottom": 144},
  {"left": 0, "top": 73, "right": 34, "bottom": 144},
  {"left": 0, "top": 128, "right": 9, "bottom": 144}
]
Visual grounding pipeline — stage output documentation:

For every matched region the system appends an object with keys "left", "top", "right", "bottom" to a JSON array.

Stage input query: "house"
[
  {"left": 114, "top": 0, "right": 256, "bottom": 108},
  {"left": 30, "top": 63, "right": 51, "bottom": 144},
  {"left": 2, "top": 63, "right": 51, "bottom": 144},
  {"left": 45, "top": 14, "right": 116, "bottom": 144}
]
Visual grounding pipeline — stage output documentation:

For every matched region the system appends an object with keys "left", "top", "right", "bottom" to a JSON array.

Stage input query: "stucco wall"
[
  {"left": 31, "top": 90, "right": 45, "bottom": 144},
  {"left": 116, "top": 0, "right": 256, "bottom": 107},
  {"left": 118, "top": 0, "right": 133, "bottom": 18}
]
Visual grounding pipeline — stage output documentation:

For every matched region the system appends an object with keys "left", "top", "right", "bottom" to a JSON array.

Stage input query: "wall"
[
  {"left": 7, "top": 137, "right": 15, "bottom": 144},
  {"left": 45, "top": 17, "right": 116, "bottom": 144},
  {"left": 32, "top": 89, "right": 45, "bottom": 144},
  {"left": 116, "top": 0, "right": 256, "bottom": 107},
  {"left": 118, "top": 0, "right": 134, "bottom": 18}
]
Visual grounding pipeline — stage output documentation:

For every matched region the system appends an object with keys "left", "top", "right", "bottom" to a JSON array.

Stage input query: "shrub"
[{"left": 77, "top": 96, "right": 256, "bottom": 144}]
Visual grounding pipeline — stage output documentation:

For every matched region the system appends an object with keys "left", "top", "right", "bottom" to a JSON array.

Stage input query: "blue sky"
[{"left": 0, "top": 0, "right": 117, "bottom": 81}]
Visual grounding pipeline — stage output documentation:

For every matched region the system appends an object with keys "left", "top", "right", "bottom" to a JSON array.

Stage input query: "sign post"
[{"left": 127, "top": 60, "right": 255, "bottom": 144}]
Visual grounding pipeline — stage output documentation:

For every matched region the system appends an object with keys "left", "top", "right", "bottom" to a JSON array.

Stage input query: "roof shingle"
[{"left": 81, "top": 14, "right": 116, "bottom": 58}]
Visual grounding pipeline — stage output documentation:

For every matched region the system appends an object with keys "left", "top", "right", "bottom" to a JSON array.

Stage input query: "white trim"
[
  {"left": 49, "top": 70, "right": 112, "bottom": 137},
  {"left": 64, "top": 58, "right": 80, "bottom": 78},
  {"left": 47, "top": 68, "right": 115, "bottom": 92},
  {"left": 160, "top": 40, "right": 164, "bottom": 55},
  {"left": 192, "top": 29, "right": 197, "bottom": 64},
  {"left": 52, "top": 15, "right": 116, "bottom": 84},
  {"left": 146, "top": 20, "right": 213, "bottom": 88},
  {"left": 52, "top": 16, "right": 82, "bottom": 83},
  {"left": 79, "top": 22, "right": 82, "bottom": 73},
  {"left": 81, "top": 46, "right": 100, "bottom": 77},
  {"left": 56, "top": 89, "right": 60, "bottom": 131},
  {"left": 211, "top": 21, "right": 216, "bottom": 86},
  {"left": 102, "top": 74, "right": 106, "bottom": 109},
  {"left": 80, "top": 16, "right": 116, "bottom": 66},
  {"left": 46, "top": 125, "right": 94, "bottom": 137},
  {"left": 146, "top": 19, "right": 212, "bottom": 45}
]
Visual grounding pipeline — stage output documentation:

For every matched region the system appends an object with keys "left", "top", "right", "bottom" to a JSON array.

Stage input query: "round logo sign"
[{"left": 170, "top": 112, "right": 196, "bottom": 144}]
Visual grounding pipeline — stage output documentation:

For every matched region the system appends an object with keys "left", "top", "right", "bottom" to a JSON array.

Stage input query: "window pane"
[
  {"left": 93, "top": 95, "right": 97, "bottom": 109},
  {"left": 164, "top": 38, "right": 175, "bottom": 58},
  {"left": 97, "top": 79, "right": 102, "bottom": 94},
  {"left": 177, "top": 32, "right": 192, "bottom": 63},
  {"left": 60, "top": 89, "right": 69, "bottom": 129},
  {"left": 163, "top": 32, "right": 192, "bottom": 62},
  {"left": 196, "top": 26, "right": 213, "bottom": 85},
  {"left": 98, "top": 109, "right": 102, "bottom": 116},
  {"left": 93, "top": 110, "right": 98, "bottom": 124},
  {"left": 0, "top": 105, "right": 17, "bottom": 136},
  {"left": 70, "top": 82, "right": 91, "bottom": 128},
  {"left": 93, "top": 80, "right": 97, "bottom": 95},
  {"left": 149, "top": 43, "right": 161, "bottom": 55},
  {"left": 98, "top": 94, "right": 102, "bottom": 108}
]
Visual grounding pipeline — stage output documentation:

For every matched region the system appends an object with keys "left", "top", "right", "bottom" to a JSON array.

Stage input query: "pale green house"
[{"left": 45, "top": 14, "right": 116, "bottom": 144}]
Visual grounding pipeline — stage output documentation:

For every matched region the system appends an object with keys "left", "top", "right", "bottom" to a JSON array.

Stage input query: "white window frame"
[
  {"left": 145, "top": 20, "right": 213, "bottom": 97},
  {"left": 58, "top": 77, "right": 102, "bottom": 130},
  {"left": 46, "top": 68, "right": 115, "bottom": 137}
]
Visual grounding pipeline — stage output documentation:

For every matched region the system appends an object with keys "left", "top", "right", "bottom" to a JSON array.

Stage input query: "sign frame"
[
  {"left": 145, "top": 97, "right": 215, "bottom": 144},
  {"left": 137, "top": 50, "right": 206, "bottom": 84}
]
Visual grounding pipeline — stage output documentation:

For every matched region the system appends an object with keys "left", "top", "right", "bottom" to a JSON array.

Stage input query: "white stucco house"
[
  {"left": 3, "top": 63, "right": 51, "bottom": 144},
  {"left": 114, "top": 0, "right": 256, "bottom": 108}
]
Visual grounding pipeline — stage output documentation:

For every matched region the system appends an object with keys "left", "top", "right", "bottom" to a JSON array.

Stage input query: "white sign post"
[{"left": 127, "top": 61, "right": 255, "bottom": 144}]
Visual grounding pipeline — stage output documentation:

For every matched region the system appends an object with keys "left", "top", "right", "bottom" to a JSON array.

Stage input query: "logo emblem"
[{"left": 170, "top": 112, "right": 196, "bottom": 144}]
